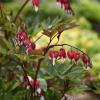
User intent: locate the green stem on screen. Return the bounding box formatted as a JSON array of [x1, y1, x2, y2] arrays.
[[33, 58, 44, 100], [33, 37, 53, 99], [11, 57, 32, 88], [0, 3, 3, 17], [13, 0, 29, 22], [61, 80, 69, 99]]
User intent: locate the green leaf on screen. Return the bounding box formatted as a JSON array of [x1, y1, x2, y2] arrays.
[[0, 48, 7, 55], [0, 81, 11, 92], [15, 54, 42, 62], [10, 81, 21, 91], [39, 78, 47, 92], [2, 38, 13, 49]]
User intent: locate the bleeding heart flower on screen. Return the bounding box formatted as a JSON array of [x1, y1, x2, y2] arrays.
[[74, 51, 80, 64], [25, 76, 40, 90], [49, 51, 59, 59], [82, 54, 92, 68], [56, 0, 74, 15], [67, 50, 74, 64], [16, 31, 36, 54], [32, 0, 41, 11], [26, 43, 36, 54], [24, 39, 31, 47], [40, 95, 45, 100], [24, 76, 45, 99], [87, 58, 92, 68], [59, 48, 66, 58], [16, 31, 29, 46], [59, 48, 67, 63], [49, 50, 59, 66]]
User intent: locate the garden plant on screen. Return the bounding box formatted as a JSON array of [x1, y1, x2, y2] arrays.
[[0, 0, 93, 100]]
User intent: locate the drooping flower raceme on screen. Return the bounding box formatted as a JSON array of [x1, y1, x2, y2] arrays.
[[24, 76, 45, 100], [48, 48, 92, 69], [31, 0, 74, 15], [16, 31, 36, 54], [56, 0, 74, 15]]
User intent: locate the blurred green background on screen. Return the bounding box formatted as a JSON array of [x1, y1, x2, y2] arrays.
[[1, 0, 100, 94]]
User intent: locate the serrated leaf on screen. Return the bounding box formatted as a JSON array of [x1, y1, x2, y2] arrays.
[[15, 54, 36, 62]]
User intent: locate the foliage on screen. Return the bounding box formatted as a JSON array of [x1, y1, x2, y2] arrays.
[[0, 0, 97, 100]]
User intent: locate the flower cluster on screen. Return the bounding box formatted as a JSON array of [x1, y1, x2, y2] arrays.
[[31, 0, 74, 15], [24, 76, 44, 100], [16, 31, 36, 54], [49, 48, 92, 68], [56, 0, 74, 15], [67, 50, 80, 64]]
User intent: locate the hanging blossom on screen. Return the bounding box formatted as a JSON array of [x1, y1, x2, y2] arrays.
[[82, 53, 92, 68], [24, 76, 45, 100], [48, 48, 92, 69], [16, 31, 36, 54], [56, 0, 74, 15], [49, 50, 59, 66], [67, 50, 74, 64], [31, 0, 74, 15], [59, 48, 67, 63], [67, 50, 80, 64], [74, 51, 80, 64], [32, 0, 41, 12]]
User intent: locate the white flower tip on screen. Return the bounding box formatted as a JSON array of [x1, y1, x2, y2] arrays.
[[37, 88, 41, 94], [20, 76, 23, 81], [34, 6, 39, 12], [86, 66, 91, 70], [52, 58, 55, 66], [40, 96, 45, 100], [61, 57, 65, 63], [26, 86, 30, 90], [57, 2, 60, 6], [27, 76, 33, 81]]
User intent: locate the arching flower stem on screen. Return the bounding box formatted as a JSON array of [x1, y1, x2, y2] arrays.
[[46, 43, 90, 58], [13, 0, 29, 23]]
